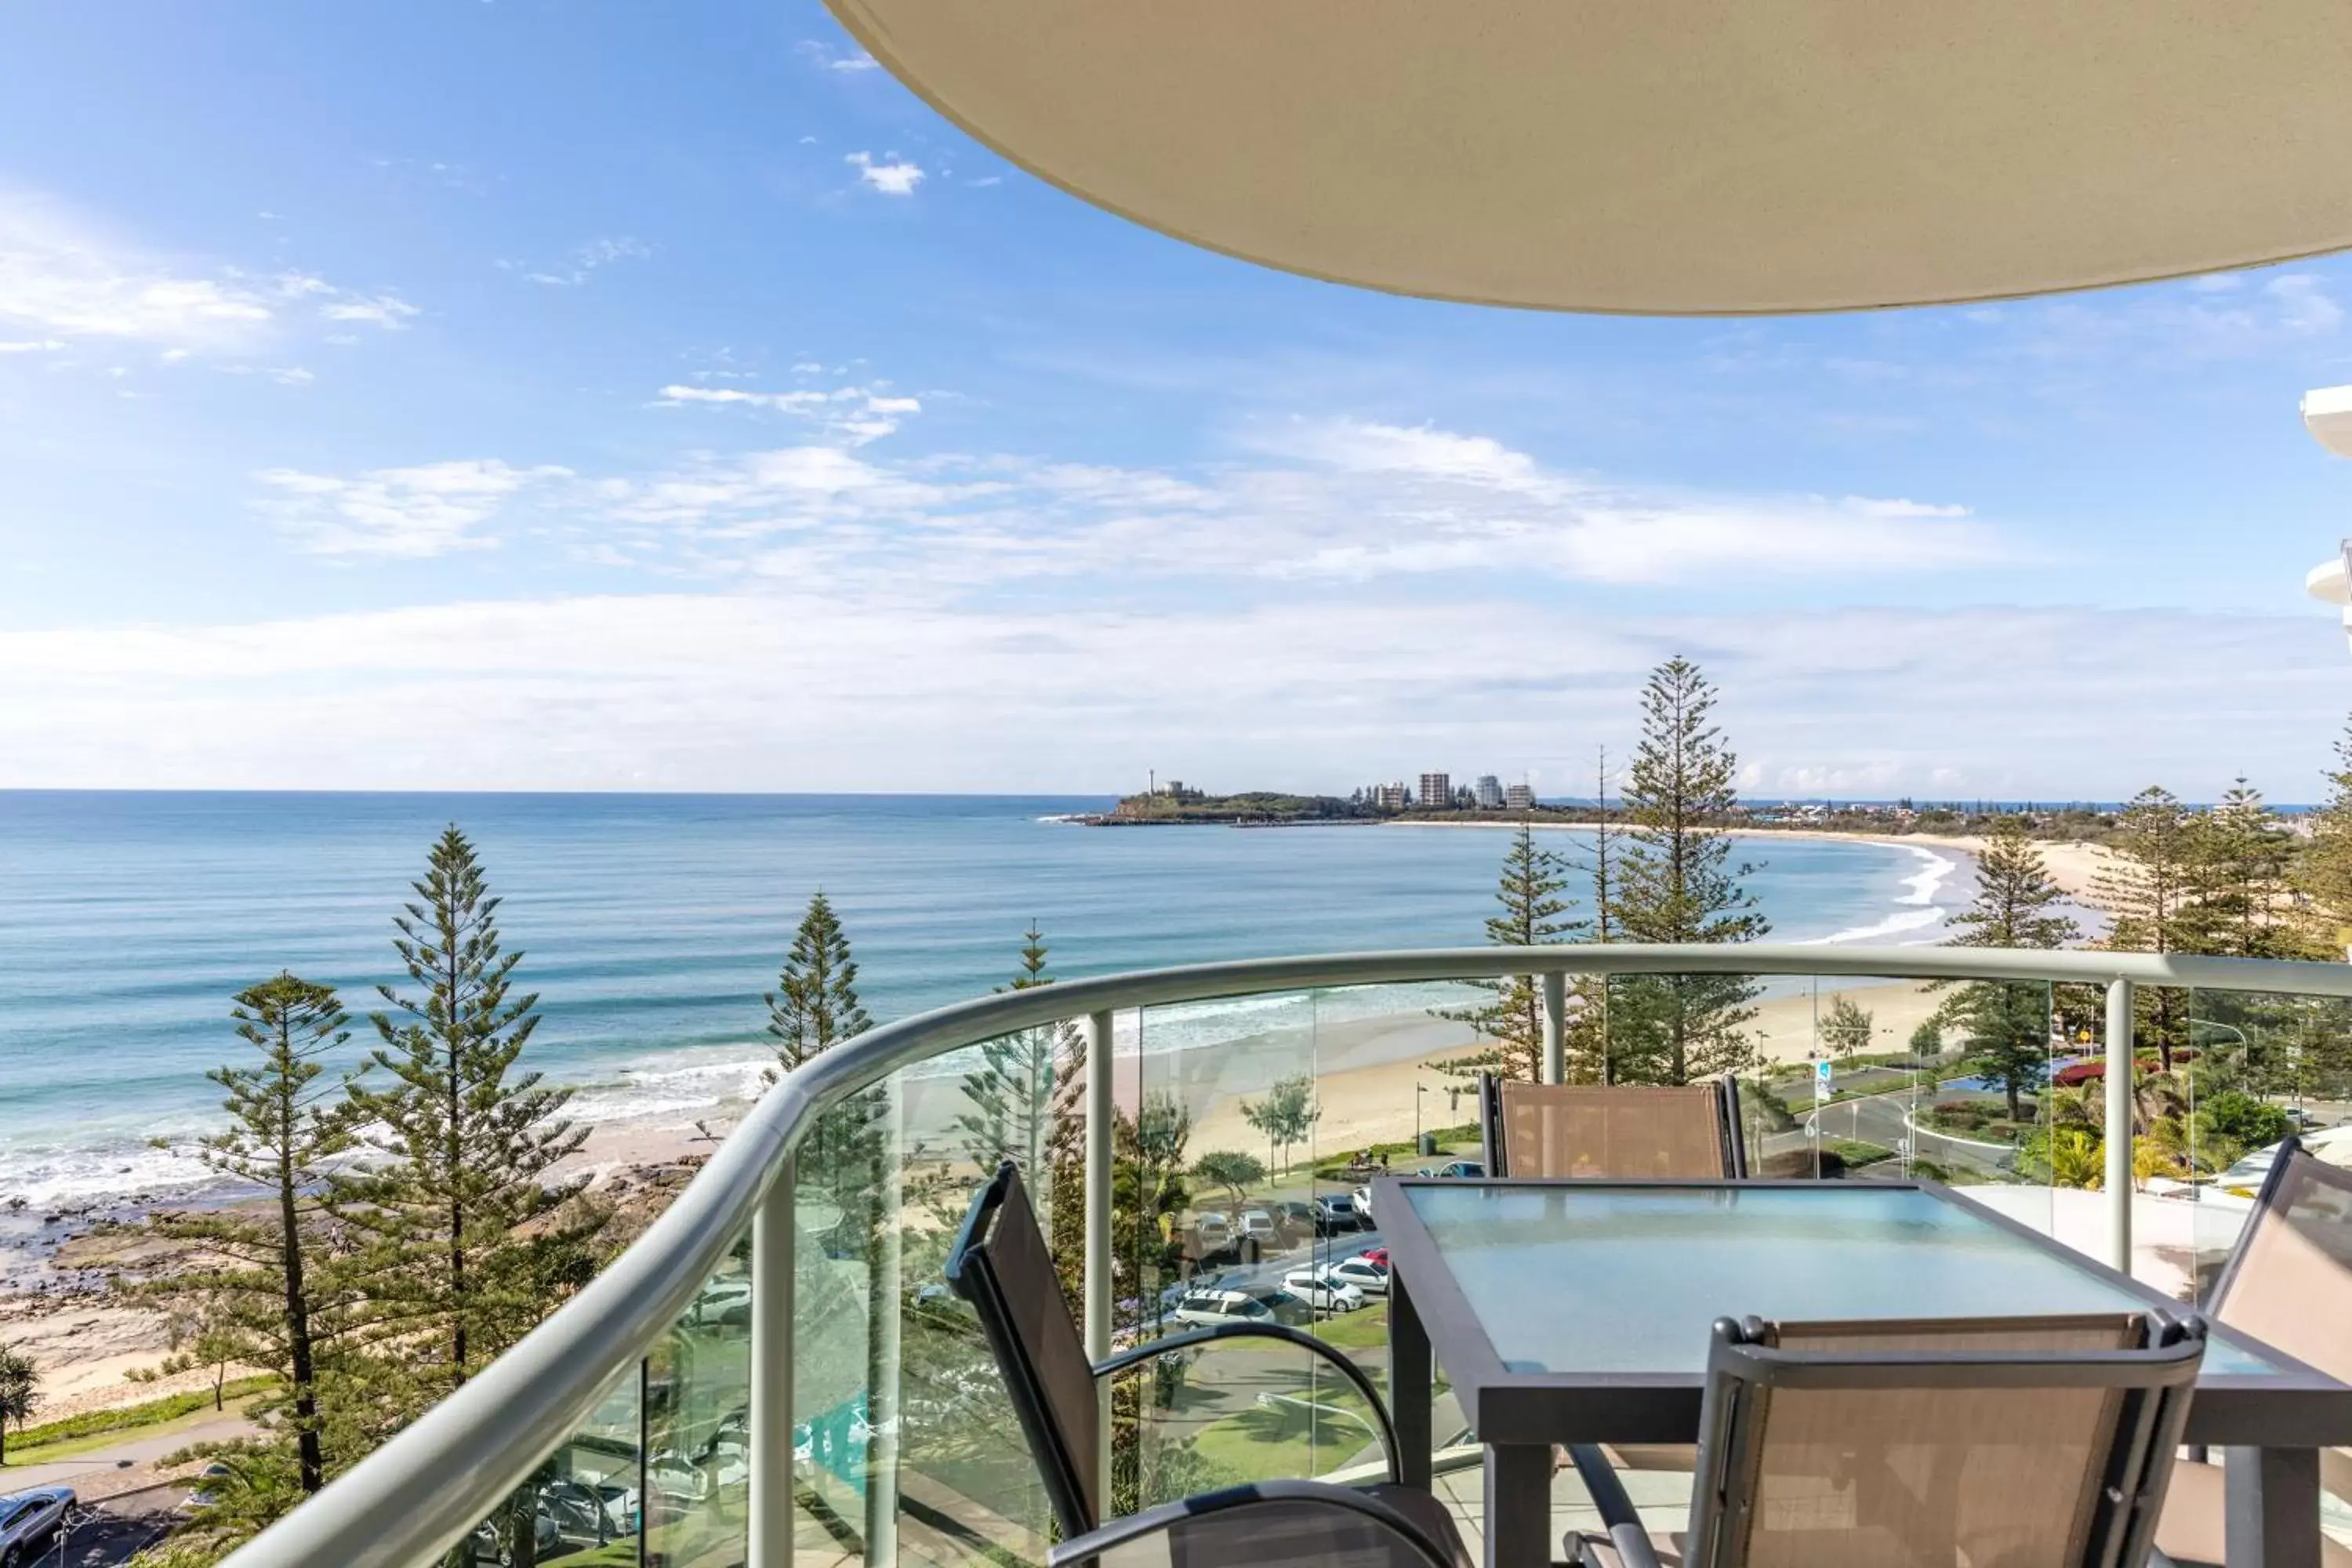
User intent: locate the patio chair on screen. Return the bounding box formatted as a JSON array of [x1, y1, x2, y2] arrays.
[[946, 1161, 1471, 1567], [1476, 1074, 1746, 1181], [1046, 1478, 1460, 1568], [2156, 1135, 2352, 1568], [1564, 1310, 2206, 1568]]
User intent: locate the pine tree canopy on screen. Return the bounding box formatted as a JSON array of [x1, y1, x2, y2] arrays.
[[768, 891, 875, 1073], [1947, 815, 2078, 951], [1611, 655, 1768, 1083], [344, 826, 597, 1404], [143, 972, 365, 1512]]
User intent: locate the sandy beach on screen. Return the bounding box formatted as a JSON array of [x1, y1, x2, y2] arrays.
[[1383, 817, 2118, 904]]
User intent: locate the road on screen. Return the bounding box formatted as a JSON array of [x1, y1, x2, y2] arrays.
[[1762, 1083, 2021, 1181]]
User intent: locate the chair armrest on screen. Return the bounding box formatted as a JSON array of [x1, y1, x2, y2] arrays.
[[1046, 1479, 1456, 1568], [1093, 1322, 1403, 1483], [1563, 1443, 1642, 1534]]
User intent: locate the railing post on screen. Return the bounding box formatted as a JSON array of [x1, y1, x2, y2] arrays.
[[2105, 978, 2134, 1272], [750, 1156, 797, 1568], [1084, 1009, 1115, 1506], [863, 1083, 903, 1568], [1541, 971, 1566, 1085]]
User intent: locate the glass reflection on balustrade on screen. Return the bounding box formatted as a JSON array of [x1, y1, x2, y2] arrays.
[[2174, 987, 2352, 1305]]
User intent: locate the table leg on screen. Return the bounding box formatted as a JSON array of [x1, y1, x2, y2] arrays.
[[2225, 1446, 2321, 1568], [1392, 1273, 1432, 1490], [1483, 1444, 1551, 1568]]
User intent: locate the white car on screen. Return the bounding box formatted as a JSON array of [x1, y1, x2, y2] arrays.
[[1324, 1255, 1390, 1296], [1192, 1211, 1232, 1245], [1352, 1185, 1374, 1220], [1280, 1269, 1367, 1312], [1238, 1209, 1279, 1243]]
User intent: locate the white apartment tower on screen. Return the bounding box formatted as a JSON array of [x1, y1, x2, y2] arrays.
[[1418, 772, 1451, 808], [1475, 775, 1504, 808], [1504, 782, 1536, 811]]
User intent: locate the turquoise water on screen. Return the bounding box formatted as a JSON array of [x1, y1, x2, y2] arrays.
[[0, 792, 1959, 1207]]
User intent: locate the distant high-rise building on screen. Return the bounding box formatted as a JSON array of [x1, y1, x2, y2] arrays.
[[1475, 774, 1504, 809], [1377, 781, 1410, 811], [1419, 772, 1451, 808], [1504, 782, 1536, 811]]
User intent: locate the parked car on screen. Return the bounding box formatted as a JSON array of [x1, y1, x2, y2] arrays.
[[1192, 1211, 1232, 1246], [539, 1478, 638, 1544], [177, 1461, 233, 1515], [1324, 1255, 1390, 1295], [1238, 1208, 1279, 1245], [0, 1486, 73, 1566], [1360, 1246, 1390, 1269], [1352, 1185, 1374, 1220], [1418, 1159, 1486, 1179], [1312, 1193, 1363, 1231], [1279, 1269, 1368, 1313], [691, 1279, 753, 1327], [1173, 1286, 1311, 1328], [648, 1450, 710, 1504]]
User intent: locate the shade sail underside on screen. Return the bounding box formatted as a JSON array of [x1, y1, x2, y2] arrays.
[[827, 1, 2352, 314]]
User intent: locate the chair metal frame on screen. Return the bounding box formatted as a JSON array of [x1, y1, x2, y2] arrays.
[[1567, 1310, 2208, 1568], [1478, 1073, 1748, 1181], [1045, 1478, 1459, 1568], [946, 1160, 1409, 1539]]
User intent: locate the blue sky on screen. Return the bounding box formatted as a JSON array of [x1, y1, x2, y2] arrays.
[[4, 2, 2351, 799]]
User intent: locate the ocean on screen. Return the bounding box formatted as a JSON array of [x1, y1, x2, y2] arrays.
[[0, 792, 1960, 1210]]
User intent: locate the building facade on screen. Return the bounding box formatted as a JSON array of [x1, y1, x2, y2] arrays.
[[1377, 781, 1410, 812], [1418, 772, 1451, 808], [1504, 782, 1535, 811], [1475, 774, 1504, 808]]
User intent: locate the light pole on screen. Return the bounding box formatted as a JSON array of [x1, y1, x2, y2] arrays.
[[1414, 1080, 1426, 1146]]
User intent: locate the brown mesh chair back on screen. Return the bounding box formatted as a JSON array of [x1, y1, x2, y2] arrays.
[[947, 1160, 1103, 1534], [2209, 1135, 2352, 1385], [1682, 1312, 2204, 1568], [1484, 1076, 1740, 1178]]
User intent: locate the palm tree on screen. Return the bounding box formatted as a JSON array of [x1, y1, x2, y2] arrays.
[[0, 1342, 38, 1465]]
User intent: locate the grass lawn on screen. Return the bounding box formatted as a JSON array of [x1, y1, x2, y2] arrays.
[[4, 1381, 271, 1468], [1189, 1402, 1372, 1479], [1312, 1302, 1392, 1354]]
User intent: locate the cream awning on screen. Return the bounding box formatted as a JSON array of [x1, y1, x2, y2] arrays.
[[828, 1, 2352, 314]]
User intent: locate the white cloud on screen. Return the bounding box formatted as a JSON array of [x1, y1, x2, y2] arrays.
[[846, 153, 924, 197], [0, 191, 275, 348], [0, 337, 64, 353], [0, 188, 421, 354], [254, 459, 572, 557], [798, 39, 880, 72], [651, 382, 921, 444], [1, 595, 2337, 797], [519, 236, 652, 288], [319, 292, 420, 330], [1842, 496, 1971, 519]]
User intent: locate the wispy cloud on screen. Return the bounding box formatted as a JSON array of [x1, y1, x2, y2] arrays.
[[511, 236, 652, 288], [0, 191, 421, 354], [254, 459, 571, 557], [318, 292, 420, 330], [797, 39, 880, 73], [3, 594, 2335, 796], [651, 380, 921, 444], [846, 152, 924, 197]]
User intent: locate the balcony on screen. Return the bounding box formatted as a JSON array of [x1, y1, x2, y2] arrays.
[[219, 944, 2352, 1568]]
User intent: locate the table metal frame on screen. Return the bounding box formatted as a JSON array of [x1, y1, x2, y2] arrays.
[[1375, 1176, 2352, 1568]]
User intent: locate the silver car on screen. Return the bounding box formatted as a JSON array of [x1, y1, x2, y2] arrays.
[[0, 1486, 74, 1568]]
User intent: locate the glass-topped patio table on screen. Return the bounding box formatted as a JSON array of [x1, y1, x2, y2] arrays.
[[1373, 1178, 2352, 1568]]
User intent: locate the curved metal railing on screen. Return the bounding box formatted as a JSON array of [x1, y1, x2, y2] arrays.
[[222, 942, 2352, 1568]]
